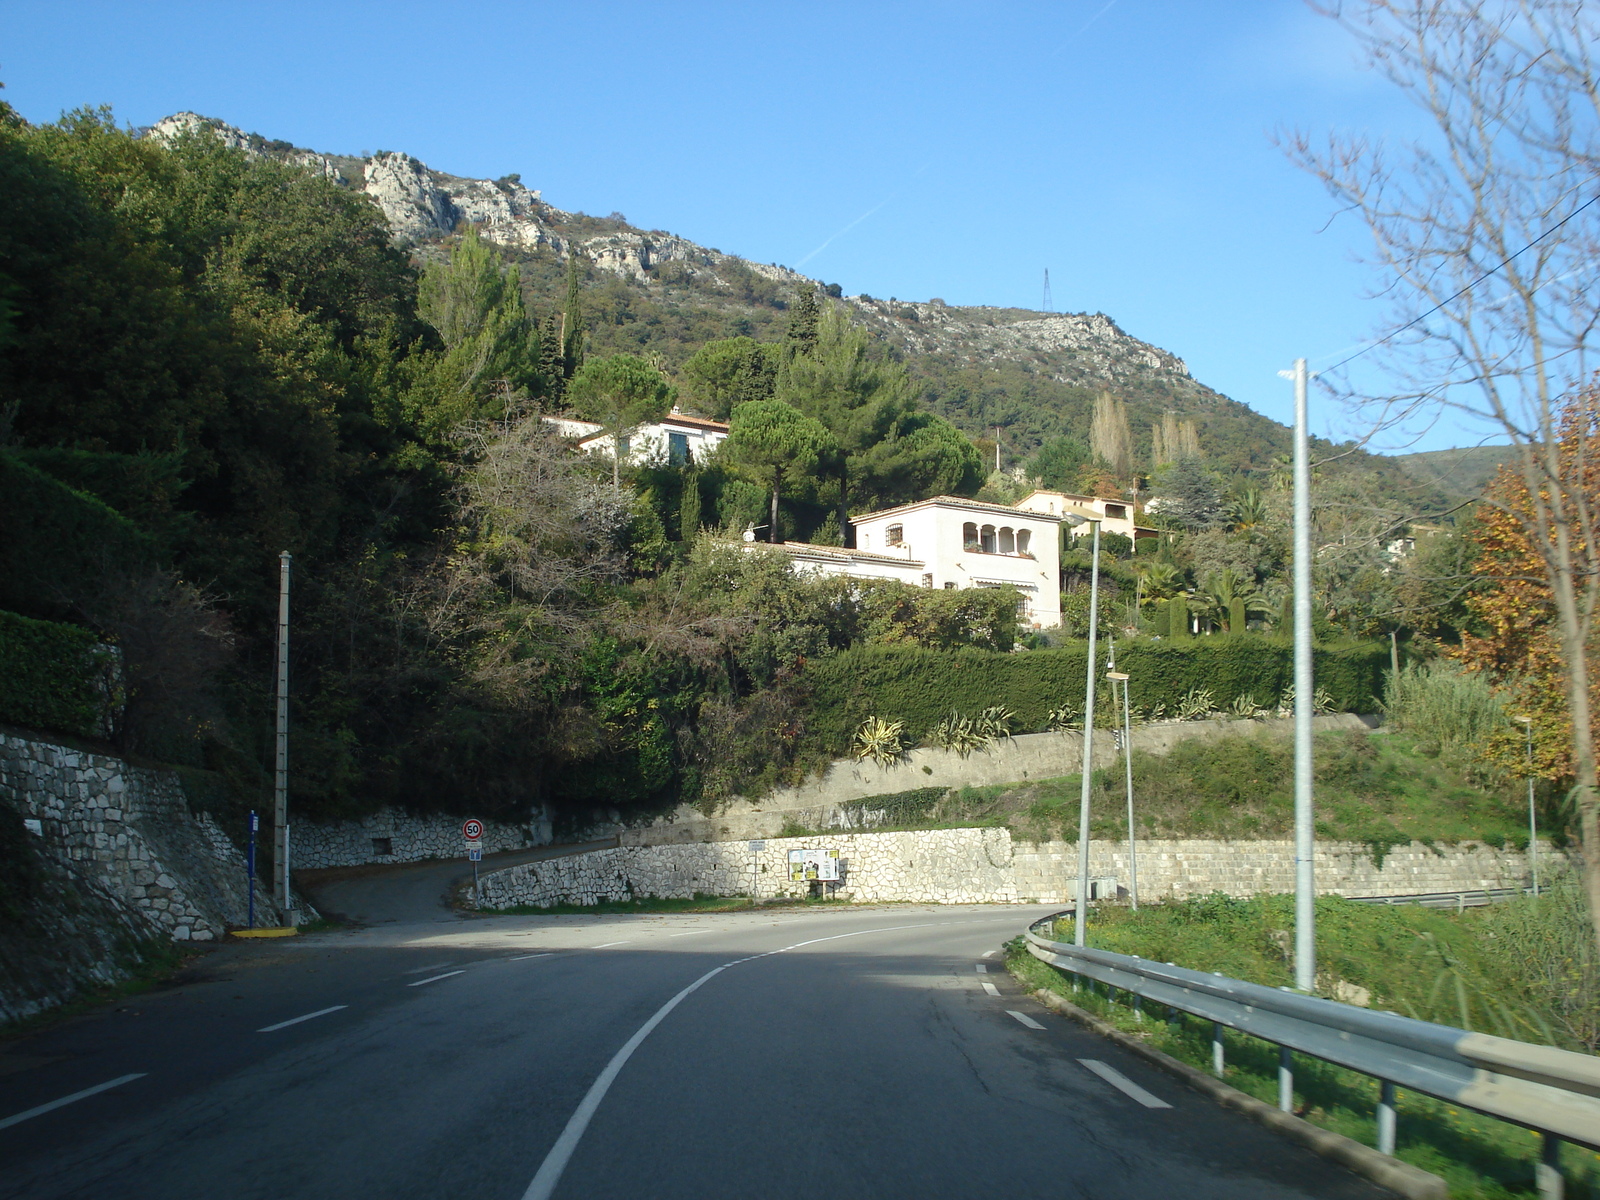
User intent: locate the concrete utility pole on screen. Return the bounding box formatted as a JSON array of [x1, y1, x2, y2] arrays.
[[1287, 359, 1315, 991], [274, 552, 292, 920], [1071, 515, 1103, 946]]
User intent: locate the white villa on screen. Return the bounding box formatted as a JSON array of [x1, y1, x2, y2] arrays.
[[765, 496, 1065, 628], [1014, 489, 1157, 543], [545, 408, 729, 467]]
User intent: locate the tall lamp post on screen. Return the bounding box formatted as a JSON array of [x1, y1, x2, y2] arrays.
[[1064, 513, 1102, 946], [1106, 650, 1138, 911], [1514, 715, 1540, 898]]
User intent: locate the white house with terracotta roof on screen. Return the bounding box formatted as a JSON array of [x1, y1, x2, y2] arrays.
[[766, 495, 1064, 628], [545, 408, 729, 467], [1014, 489, 1156, 543]]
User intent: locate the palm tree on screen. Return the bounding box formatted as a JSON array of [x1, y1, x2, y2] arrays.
[[1228, 489, 1271, 532], [1136, 561, 1185, 609], [1190, 568, 1273, 634]]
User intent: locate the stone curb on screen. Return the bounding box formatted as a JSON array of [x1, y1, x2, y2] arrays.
[[1022, 981, 1449, 1200]]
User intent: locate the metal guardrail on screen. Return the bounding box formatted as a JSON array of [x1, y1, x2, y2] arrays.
[[1025, 917, 1600, 1188], [1347, 887, 1526, 910]]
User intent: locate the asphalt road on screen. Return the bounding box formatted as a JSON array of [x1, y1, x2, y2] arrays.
[[0, 904, 1394, 1200]]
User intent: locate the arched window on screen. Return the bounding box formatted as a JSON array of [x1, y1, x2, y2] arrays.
[[886, 524, 904, 546], [980, 525, 997, 553], [1016, 529, 1032, 555], [963, 522, 980, 551], [998, 527, 1016, 554]]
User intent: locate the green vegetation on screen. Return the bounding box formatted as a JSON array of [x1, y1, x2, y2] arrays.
[[0, 609, 117, 739], [805, 640, 1388, 753], [1005, 879, 1599, 1198], [780, 730, 1540, 853]]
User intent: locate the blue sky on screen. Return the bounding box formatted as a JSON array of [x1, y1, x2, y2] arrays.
[[4, 0, 1478, 451]]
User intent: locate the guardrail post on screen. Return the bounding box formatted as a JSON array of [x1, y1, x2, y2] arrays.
[[1537, 1133, 1564, 1200], [1211, 1022, 1225, 1077], [1278, 1046, 1294, 1113], [1377, 1080, 1396, 1155]]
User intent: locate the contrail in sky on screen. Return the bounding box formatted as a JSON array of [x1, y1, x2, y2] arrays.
[[794, 162, 933, 270]]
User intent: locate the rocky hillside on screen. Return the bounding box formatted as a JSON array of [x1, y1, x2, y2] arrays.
[[142, 113, 1434, 500]]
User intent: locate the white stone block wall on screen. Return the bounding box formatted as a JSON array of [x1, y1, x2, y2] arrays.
[[479, 827, 1546, 911], [0, 733, 281, 940], [291, 808, 552, 870], [475, 827, 1018, 909]]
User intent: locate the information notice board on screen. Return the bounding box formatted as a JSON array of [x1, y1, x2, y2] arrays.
[[787, 848, 840, 882]]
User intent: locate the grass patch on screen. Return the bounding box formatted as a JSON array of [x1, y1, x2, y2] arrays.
[[1006, 879, 1600, 1198], [0, 938, 208, 1041]]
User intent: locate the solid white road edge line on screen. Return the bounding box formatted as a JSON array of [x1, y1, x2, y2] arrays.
[[407, 970, 465, 987], [1007, 1010, 1046, 1030], [0, 1074, 147, 1131], [982, 981, 1001, 997], [1079, 1059, 1173, 1109], [521, 920, 943, 1200], [258, 1005, 348, 1032]]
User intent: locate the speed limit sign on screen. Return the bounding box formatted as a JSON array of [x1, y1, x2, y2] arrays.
[[462, 818, 484, 841]]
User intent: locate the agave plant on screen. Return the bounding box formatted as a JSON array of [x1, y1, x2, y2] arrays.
[[853, 716, 908, 767], [1228, 692, 1266, 720], [929, 712, 989, 757], [975, 705, 1016, 741], [1175, 687, 1217, 721], [1046, 704, 1080, 731], [1277, 685, 1339, 717]]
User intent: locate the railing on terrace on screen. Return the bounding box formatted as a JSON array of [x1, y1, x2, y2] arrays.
[[1024, 914, 1599, 1199]]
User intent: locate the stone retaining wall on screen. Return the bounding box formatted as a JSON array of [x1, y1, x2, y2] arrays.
[[291, 808, 552, 870], [479, 826, 1545, 910], [621, 715, 1373, 847], [0, 732, 278, 941], [475, 827, 1018, 908]]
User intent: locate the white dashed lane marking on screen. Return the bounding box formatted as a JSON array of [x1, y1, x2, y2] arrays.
[[982, 981, 1000, 997], [509, 953, 553, 961], [408, 970, 465, 987], [0, 1074, 147, 1132], [975, 964, 987, 973], [1007, 1011, 1046, 1030], [981, 949, 998, 958], [1079, 1059, 1173, 1109], [592, 941, 632, 948], [258, 1005, 347, 1032]]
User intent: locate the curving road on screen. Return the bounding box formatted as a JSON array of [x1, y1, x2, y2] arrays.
[[0, 903, 1393, 1199]]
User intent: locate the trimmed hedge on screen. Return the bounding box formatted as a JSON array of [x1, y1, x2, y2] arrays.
[[0, 609, 119, 740], [803, 638, 1387, 753], [0, 451, 151, 618]]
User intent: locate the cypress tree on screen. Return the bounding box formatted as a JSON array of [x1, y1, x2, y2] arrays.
[[1169, 597, 1188, 639], [561, 253, 585, 378], [786, 287, 820, 357], [679, 469, 702, 542]]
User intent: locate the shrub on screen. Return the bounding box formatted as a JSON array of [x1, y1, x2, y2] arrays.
[[0, 609, 120, 739], [1382, 661, 1503, 750]]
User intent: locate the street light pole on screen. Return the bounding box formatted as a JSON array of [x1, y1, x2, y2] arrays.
[[1107, 657, 1137, 911], [1068, 514, 1103, 946], [1516, 715, 1539, 897], [1281, 357, 1316, 992]]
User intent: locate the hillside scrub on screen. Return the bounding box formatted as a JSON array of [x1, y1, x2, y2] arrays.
[[1009, 886, 1600, 1198]]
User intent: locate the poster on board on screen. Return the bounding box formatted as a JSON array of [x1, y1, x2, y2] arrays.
[[787, 848, 840, 882]]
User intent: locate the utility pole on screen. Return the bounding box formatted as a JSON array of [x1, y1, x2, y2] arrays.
[[1072, 515, 1103, 946], [1284, 359, 1315, 990], [274, 552, 292, 922]]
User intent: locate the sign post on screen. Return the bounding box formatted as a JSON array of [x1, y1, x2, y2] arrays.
[[463, 819, 484, 905], [247, 810, 258, 930], [747, 840, 765, 906]]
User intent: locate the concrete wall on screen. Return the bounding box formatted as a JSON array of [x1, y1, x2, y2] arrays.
[[475, 827, 1018, 909], [621, 714, 1373, 847], [292, 808, 552, 870], [0, 732, 282, 941], [478, 826, 1543, 911]]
